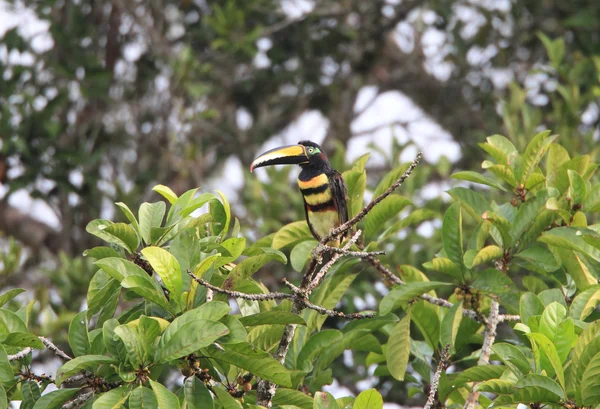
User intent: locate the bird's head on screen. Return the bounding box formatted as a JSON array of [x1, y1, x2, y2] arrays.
[[250, 140, 329, 172]]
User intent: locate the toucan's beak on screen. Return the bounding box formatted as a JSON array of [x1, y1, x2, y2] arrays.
[[250, 145, 309, 172]]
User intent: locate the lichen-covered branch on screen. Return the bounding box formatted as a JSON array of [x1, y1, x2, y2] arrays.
[[39, 336, 72, 361], [424, 344, 451, 409], [464, 300, 500, 409], [187, 273, 292, 301], [8, 347, 32, 361]]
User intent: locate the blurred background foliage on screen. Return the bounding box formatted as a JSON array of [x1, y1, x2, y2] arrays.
[[0, 0, 599, 404]]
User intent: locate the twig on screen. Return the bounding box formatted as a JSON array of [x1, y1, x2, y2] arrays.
[[464, 300, 500, 409], [320, 152, 423, 244], [8, 348, 32, 361], [62, 391, 94, 409], [424, 344, 451, 409], [301, 300, 375, 319], [498, 314, 520, 322], [308, 230, 363, 292], [367, 256, 484, 322], [187, 273, 292, 301], [318, 245, 385, 258], [39, 337, 72, 360]]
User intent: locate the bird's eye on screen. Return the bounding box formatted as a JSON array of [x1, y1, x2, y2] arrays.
[[308, 148, 314, 153]]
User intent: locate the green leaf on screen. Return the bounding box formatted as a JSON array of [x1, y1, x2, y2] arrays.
[[0, 385, 7, 409], [454, 365, 507, 386], [69, 310, 90, 357], [103, 319, 127, 361], [56, 355, 117, 385], [411, 300, 440, 351], [152, 184, 178, 204], [516, 374, 565, 401], [379, 282, 452, 315], [511, 188, 558, 241], [353, 389, 383, 409], [140, 247, 182, 299], [516, 130, 557, 185], [212, 386, 242, 409], [538, 33, 565, 69], [102, 223, 139, 254], [87, 220, 136, 252], [226, 252, 287, 285], [539, 302, 576, 363], [290, 240, 317, 272], [149, 380, 180, 409], [373, 164, 409, 198], [520, 292, 545, 326], [546, 143, 570, 187], [463, 245, 503, 269], [21, 380, 41, 409], [313, 392, 339, 409], [273, 389, 313, 409], [139, 202, 166, 244], [422, 257, 462, 280], [451, 171, 506, 191], [214, 191, 232, 238], [570, 285, 600, 321], [31, 389, 79, 409], [155, 319, 229, 363], [272, 221, 312, 250], [364, 195, 412, 239], [440, 302, 463, 353], [526, 332, 565, 388], [386, 311, 411, 381], [539, 227, 600, 262], [442, 202, 464, 267], [2, 332, 43, 349], [129, 386, 158, 409], [491, 343, 531, 376], [482, 162, 517, 187], [0, 289, 25, 308], [115, 202, 141, 237], [514, 245, 560, 273], [568, 170, 587, 205], [343, 169, 366, 218], [93, 387, 130, 409], [121, 276, 172, 312], [480, 134, 517, 164], [239, 311, 306, 326], [84, 246, 122, 260], [474, 379, 515, 395], [206, 342, 292, 387], [297, 330, 343, 372], [581, 351, 600, 406], [470, 269, 514, 294], [184, 377, 213, 409], [0, 346, 12, 384]]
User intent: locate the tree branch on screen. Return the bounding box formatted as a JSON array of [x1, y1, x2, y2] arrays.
[[320, 152, 423, 244], [8, 348, 32, 361], [464, 299, 500, 409], [39, 336, 72, 360], [187, 273, 292, 301], [424, 344, 451, 409]]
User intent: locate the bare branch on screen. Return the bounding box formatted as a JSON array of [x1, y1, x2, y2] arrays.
[[464, 300, 500, 409], [39, 337, 72, 360], [317, 244, 385, 258], [8, 347, 32, 361], [301, 300, 375, 319], [320, 152, 423, 244], [424, 344, 451, 409], [188, 272, 292, 301], [367, 256, 484, 322], [308, 230, 363, 292], [498, 314, 520, 322]]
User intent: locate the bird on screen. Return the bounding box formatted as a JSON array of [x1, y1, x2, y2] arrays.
[[250, 140, 349, 245]]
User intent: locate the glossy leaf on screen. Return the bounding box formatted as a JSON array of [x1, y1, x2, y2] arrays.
[[364, 195, 412, 239], [386, 310, 411, 381], [272, 221, 312, 250], [139, 202, 166, 244], [56, 355, 117, 385], [239, 311, 306, 326], [570, 285, 600, 321], [353, 389, 383, 409], [31, 389, 79, 409], [69, 310, 90, 357], [206, 342, 292, 387], [152, 184, 178, 204], [155, 319, 229, 363], [0, 288, 25, 308], [440, 302, 463, 353], [150, 380, 180, 409], [442, 202, 463, 266], [451, 170, 506, 191], [313, 392, 339, 409], [140, 246, 182, 299], [184, 377, 213, 409]]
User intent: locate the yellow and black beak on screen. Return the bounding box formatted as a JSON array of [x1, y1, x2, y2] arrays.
[[250, 145, 309, 172]]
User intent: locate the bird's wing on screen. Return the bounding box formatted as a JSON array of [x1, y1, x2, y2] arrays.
[[329, 170, 349, 238]]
